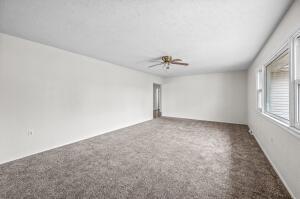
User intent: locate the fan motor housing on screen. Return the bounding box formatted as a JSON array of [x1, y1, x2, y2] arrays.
[[162, 56, 172, 63]]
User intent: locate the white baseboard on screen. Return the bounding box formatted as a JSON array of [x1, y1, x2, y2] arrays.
[[0, 118, 152, 165], [162, 115, 248, 125], [250, 127, 296, 199]]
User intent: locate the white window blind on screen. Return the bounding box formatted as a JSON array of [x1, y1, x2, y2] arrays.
[[265, 50, 289, 121]]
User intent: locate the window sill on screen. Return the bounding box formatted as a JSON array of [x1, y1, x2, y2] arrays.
[[257, 111, 300, 139]]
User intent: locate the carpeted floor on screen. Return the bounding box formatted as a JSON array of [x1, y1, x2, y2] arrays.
[[0, 117, 291, 199]]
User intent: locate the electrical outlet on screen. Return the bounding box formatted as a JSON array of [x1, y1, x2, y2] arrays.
[[248, 129, 253, 135], [27, 130, 34, 136]]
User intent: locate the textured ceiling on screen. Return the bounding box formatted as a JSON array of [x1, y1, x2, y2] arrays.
[[0, 0, 294, 77]]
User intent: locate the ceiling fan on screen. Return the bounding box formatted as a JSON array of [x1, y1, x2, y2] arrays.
[[148, 56, 189, 70]]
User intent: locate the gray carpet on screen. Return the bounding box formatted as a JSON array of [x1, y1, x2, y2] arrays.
[[0, 117, 291, 199]]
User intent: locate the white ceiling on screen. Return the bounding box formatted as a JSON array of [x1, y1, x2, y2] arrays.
[[0, 0, 294, 77]]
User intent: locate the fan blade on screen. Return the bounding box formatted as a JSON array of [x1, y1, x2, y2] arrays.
[[171, 59, 182, 62], [172, 62, 189, 66], [148, 57, 163, 62], [148, 63, 163, 68]]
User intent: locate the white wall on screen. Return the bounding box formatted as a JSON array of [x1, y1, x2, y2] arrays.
[[162, 71, 247, 124], [0, 33, 162, 164], [248, 1, 300, 198]]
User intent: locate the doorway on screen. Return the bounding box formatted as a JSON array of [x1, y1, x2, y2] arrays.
[[153, 83, 162, 118]]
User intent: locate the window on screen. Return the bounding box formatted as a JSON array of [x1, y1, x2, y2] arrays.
[[258, 29, 300, 134], [265, 49, 289, 122], [296, 80, 300, 128], [294, 35, 300, 128], [256, 69, 263, 112]]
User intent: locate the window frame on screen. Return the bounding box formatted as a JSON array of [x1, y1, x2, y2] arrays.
[[258, 29, 300, 137], [291, 31, 300, 129], [295, 80, 300, 129], [263, 42, 290, 124], [256, 68, 263, 112]]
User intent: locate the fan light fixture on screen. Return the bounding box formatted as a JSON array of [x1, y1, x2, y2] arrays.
[[147, 56, 189, 70]]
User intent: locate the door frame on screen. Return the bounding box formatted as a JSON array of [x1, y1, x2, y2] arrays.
[[153, 83, 162, 118]]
